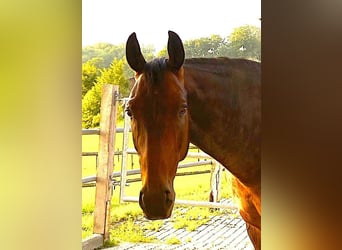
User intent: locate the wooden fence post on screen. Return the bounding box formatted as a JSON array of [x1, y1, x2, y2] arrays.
[[93, 84, 119, 241]]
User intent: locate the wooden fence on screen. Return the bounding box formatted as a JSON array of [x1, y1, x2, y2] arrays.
[[82, 84, 118, 250], [81, 84, 237, 250]]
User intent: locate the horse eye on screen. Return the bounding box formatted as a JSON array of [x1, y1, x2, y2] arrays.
[[179, 106, 187, 116], [125, 107, 132, 117]]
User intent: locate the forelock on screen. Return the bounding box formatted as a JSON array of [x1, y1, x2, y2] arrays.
[[144, 58, 168, 85]]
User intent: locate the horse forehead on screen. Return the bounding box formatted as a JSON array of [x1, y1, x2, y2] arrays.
[[137, 71, 185, 102]]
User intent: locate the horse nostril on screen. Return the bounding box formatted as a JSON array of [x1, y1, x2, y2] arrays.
[[139, 190, 145, 209], [165, 190, 173, 204]]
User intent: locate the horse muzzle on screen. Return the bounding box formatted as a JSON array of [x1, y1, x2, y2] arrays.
[[139, 188, 175, 220]]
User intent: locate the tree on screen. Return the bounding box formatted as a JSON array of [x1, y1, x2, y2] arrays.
[[158, 26, 261, 61], [82, 61, 99, 97], [183, 35, 224, 58], [82, 43, 126, 69], [82, 43, 156, 69], [82, 58, 130, 128], [157, 35, 224, 59], [140, 44, 156, 62], [225, 25, 261, 61], [157, 47, 167, 58], [82, 80, 102, 128]]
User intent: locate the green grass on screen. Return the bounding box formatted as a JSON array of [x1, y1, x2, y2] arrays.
[[82, 123, 233, 245], [109, 219, 157, 246], [143, 221, 164, 232], [172, 207, 219, 231], [165, 236, 181, 245], [82, 213, 94, 239]]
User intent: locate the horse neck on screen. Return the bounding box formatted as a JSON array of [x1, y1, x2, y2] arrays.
[[183, 59, 261, 186]]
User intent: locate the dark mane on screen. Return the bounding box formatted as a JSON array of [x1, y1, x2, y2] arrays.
[[184, 57, 260, 76], [143, 58, 168, 85]]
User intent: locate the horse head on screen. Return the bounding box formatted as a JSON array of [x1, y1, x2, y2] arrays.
[[125, 31, 189, 219]]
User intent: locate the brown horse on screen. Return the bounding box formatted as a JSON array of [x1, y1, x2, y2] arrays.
[[125, 31, 261, 249]]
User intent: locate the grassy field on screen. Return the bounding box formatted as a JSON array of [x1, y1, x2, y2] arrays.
[[82, 122, 233, 246]]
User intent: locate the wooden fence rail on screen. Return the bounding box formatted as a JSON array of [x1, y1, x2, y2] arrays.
[[82, 160, 213, 187]]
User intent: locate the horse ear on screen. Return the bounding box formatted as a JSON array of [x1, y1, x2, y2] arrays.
[[167, 31, 185, 70], [126, 32, 146, 73]]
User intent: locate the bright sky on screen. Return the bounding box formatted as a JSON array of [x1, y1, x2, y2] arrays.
[[82, 0, 261, 51]]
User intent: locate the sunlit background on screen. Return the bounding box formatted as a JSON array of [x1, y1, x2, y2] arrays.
[[82, 0, 261, 50]]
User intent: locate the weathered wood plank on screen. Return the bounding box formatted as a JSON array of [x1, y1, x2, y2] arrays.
[[93, 84, 118, 241]]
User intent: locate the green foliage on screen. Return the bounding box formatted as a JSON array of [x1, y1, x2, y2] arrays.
[[82, 42, 157, 69], [157, 47, 167, 58], [81, 25, 261, 67], [97, 58, 130, 96], [82, 80, 102, 128], [82, 61, 99, 97], [82, 42, 126, 69], [184, 34, 224, 58], [140, 44, 156, 62], [156, 27, 260, 61], [82, 58, 130, 128], [158, 34, 226, 58], [226, 25, 261, 61], [81, 25, 261, 128]]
